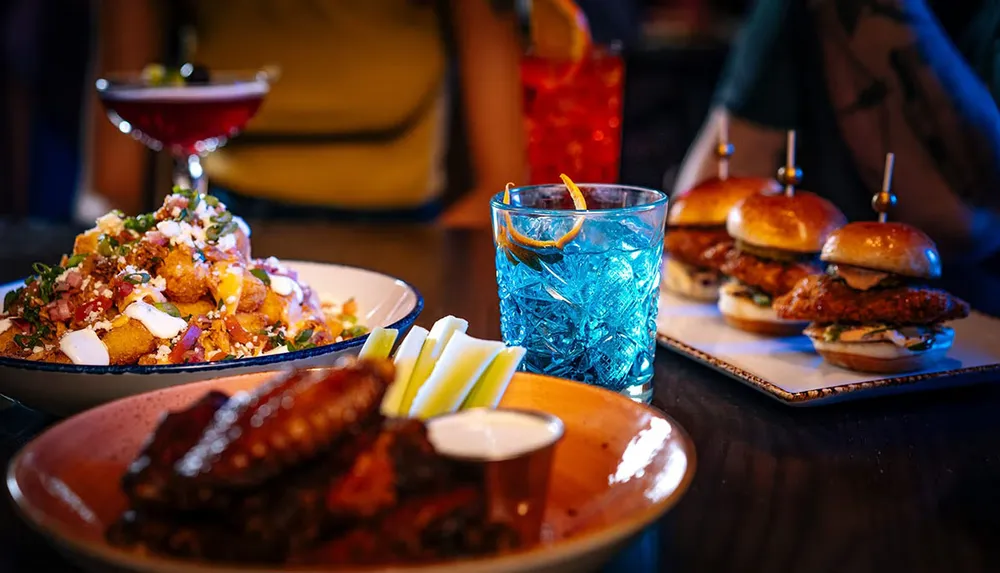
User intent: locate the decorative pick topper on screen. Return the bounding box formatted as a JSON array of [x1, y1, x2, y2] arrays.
[[715, 113, 734, 181], [872, 152, 897, 223], [776, 130, 802, 197]]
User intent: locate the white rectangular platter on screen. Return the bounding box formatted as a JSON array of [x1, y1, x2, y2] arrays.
[[655, 288, 1000, 406]]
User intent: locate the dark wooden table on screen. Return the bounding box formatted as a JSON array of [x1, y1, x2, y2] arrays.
[[1, 220, 999, 573]]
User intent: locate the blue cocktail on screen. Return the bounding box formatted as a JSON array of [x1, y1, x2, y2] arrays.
[[492, 183, 668, 401]]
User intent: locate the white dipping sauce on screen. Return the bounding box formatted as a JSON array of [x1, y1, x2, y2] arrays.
[[427, 409, 562, 461], [60, 329, 110, 366], [124, 301, 189, 339], [268, 274, 304, 303]]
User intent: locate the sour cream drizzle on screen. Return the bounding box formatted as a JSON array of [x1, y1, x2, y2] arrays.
[[124, 301, 188, 339], [60, 329, 110, 366]]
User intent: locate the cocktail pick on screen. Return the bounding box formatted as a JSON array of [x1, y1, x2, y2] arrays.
[[776, 130, 802, 197], [715, 113, 734, 181], [872, 152, 897, 223]]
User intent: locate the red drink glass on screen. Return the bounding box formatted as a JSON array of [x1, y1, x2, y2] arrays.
[[521, 47, 625, 185], [96, 71, 271, 194]]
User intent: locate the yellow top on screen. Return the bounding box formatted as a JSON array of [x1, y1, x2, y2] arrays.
[[193, 0, 448, 209]]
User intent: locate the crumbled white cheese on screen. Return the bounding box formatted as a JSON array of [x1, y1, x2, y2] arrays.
[[269, 274, 303, 303], [156, 219, 207, 249], [216, 233, 237, 252], [92, 320, 113, 331], [193, 199, 214, 224], [95, 212, 124, 235], [149, 275, 167, 290], [155, 344, 172, 362]]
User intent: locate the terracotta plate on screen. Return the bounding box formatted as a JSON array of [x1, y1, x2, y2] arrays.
[[7, 372, 695, 573]]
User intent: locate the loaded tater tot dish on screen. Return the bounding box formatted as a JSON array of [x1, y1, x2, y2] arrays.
[[0, 188, 366, 366]]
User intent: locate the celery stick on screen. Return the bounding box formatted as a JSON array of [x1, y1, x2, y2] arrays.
[[461, 346, 526, 410], [398, 316, 468, 414], [409, 331, 505, 420], [358, 327, 398, 360], [380, 326, 429, 416]]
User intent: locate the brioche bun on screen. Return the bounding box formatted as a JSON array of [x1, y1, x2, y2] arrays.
[[668, 177, 779, 227], [662, 258, 720, 301], [821, 221, 941, 279], [717, 283, 808, 336], [726, 191, 846, 253]]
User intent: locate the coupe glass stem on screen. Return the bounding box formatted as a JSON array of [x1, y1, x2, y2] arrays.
[[173, 153, 207, 195]]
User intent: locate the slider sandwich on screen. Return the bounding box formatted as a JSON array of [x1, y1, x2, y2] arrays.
[[710, 190, 846, 336], [663, 177, 778, 301], [774, 221, 969, 373]]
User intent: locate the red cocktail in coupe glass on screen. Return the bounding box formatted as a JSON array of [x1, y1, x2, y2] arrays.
[[96, 68, 272, 194]]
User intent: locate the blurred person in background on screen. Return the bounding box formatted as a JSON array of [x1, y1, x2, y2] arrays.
[[2, 0, 93, 223], [92, 0, 525, 226], [675, 0, 1000, 265]]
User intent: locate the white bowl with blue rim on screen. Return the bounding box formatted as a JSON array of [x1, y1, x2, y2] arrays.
[[0, 261, 422, 416]]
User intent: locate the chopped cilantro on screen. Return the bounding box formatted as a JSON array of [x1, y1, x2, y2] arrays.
[[64, 254, 88, 268], [206, 210, 237, 242], [153, 302, 182, 318], [750, 291, 772, 307], [823, 324, 845, 342], [249, 268, 270, 287], [294, 329, 314, 347], [122, 272, 151, 285], [123, 213, 156, 233], [344, 325, 369, 338], [97, 234, 120, 257], [3, 288, 20, 311]]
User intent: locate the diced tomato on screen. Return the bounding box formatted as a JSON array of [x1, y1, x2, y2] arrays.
[[169, 324, 203, 364], [74, 297, 112, 323], [224, 315, 252, 345], [182, 347, 206, 364], [114, 279, 134, 301]]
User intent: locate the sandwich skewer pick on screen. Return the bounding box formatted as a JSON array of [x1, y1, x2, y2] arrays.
[[776, 130, 802, 197], [716, 113, 734, 181], [873, 152, 897, 223]]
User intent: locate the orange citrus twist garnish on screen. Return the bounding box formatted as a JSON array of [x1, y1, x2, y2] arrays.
[[531, 0, 591, 61], [501, 174, 588, 251], [526, 0, 592, 88]]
